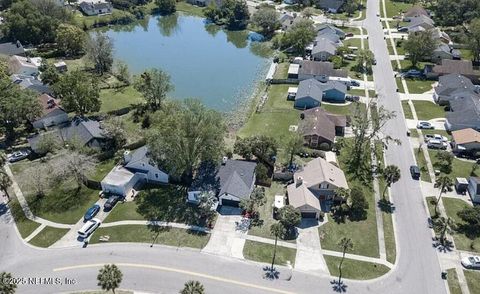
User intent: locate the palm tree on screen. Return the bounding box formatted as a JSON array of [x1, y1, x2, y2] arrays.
[[0, 171, 12, 201], [337, 237, 353, 285], [97, 264, 123, 294], [434, 217, 455, 246], [434, 175, 453, 216], [382, 165, 401, 199], [270, 222, 285, 271], [0, 272, 17, 294], [335, 187, 351, 203], [180, 280, 205, 294]]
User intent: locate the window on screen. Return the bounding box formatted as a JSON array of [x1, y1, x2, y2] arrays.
[[155, 173, 158, 179]]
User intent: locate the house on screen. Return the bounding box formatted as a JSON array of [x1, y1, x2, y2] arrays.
[[294, 79, 347, 109], [433, 74, 477, 105], [467, 177, 480, 203], [299, 107, 346, 150], [401, 15, 434, 32], [287, 157, 349, 218], [79, 0, 113, 16], [217, 159, 257, 207], [32, 94, 69, 129], [186, 0, 221, 7], [431, 44, 461, 64], [403, 5, 429, 21], [424, 59, 480, 84], [451, 128, 480, 154], [8, 55, 42, 76], [311, 38, 337, 61], [292, 60, 347, 82], [445, 95, 480, 131], [316, 0, 345, 13], [431, 28, 452, 44], [0, 41, 25, 57], [28, 118, 106, 154], [279, 13, 301, 31], [11, 75, 52, 95], [54, 61, 68, 73], [316, 23, 346, 39], [101, 147, 169, 197]]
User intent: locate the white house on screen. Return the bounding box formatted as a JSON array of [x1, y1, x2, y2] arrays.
[[8, 55, 42, 76], [79, 0, 113, 16], [101, 147, 168, 197], [32, 94, 68, 129]]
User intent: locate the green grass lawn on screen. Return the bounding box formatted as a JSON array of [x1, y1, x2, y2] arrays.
[[9, 198, 41, 238], [347, 89, 376, 97], [429, 150, 477, 179], [404, 79, 435, 94], [442, 198, 480, 253], [90, 225, 210, 248], [273, 63, 289, 79], [399, 60, 433, 71], [395, 78, 405, 93], [339, 26, 361, 35], [88, 158, 117, 182], [465, 270, 480, 294], [384, 0, 413, 18], [99, 86, 143, 113], [446, 268, 462, 294], [426, 196, 437, 218], [29, 226, 69, 248], [401, 100, 413, 119], [176, 1, 205, 17], [118, 112, 144, 145], [243, 240, 296, 266], [409, 128, 418, 137], [344, 38, 362, 49], [414, 148, 431, 182], [324, 255, 390, 279], [459, 49, 473, 61], [103, 201, 145, 223], [412, 101, 446, 120]]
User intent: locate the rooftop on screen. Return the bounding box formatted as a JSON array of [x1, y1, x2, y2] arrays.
[[452, 128, 480, 145]]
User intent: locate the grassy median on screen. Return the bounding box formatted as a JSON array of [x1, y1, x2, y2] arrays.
[[324, 255, 390, 280]]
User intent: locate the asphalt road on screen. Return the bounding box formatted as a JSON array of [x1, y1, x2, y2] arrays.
[[0, 0, 448, 293]]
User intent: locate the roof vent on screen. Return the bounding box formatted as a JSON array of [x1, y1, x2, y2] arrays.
[[222, 156, 228, 165]]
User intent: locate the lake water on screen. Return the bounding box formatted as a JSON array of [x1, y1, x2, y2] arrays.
[[104, 13, 271, 112]]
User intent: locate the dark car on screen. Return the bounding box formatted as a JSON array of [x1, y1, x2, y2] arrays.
[[84, 204, 100, 221], [104, 195, 121, 211], [350, 80, 360, 87], [410, 165, 421, 180]]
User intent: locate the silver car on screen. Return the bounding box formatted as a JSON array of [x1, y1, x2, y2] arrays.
[[462, 256, 480, 269]]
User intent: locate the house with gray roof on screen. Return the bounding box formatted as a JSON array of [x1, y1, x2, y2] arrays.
[[400, 15, 434, 32], [294, 79, 347, 109], [294, 60, 347, 82], [467, 177, 480, 203], [0, 41, 25, 57], [445, 95, 480, 132], [311, 38, 338, 61], [11, 75, 52, 95], [316, 23, 346, 39], [79, 0, 112, 15], [431, 44, 461, 64], [100, 147, 169, 197], [433, 74, 477, 105], [217, 159, 257, 207], [316, 0, 345, 13]]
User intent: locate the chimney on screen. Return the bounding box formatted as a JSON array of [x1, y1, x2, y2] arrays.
[[222, 156, 228, 165], [296, 176, 303, 187], [124, 150, 132, 164]]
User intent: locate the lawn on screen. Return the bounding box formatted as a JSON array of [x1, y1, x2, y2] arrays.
[[412, 101, 446, 120], [103, 201, 145, 223], [446, 268, 462, 294], [465, 270, 480, 294], [344, 38, 362, 49], [429, 150, 477, 179], [273, 63, 289, 79], [29, 226, 69, 248], [442, 198, 480, 253], [409, 128, 418, 137], [243, 240, 296, 266], [384, 0, 413, 18], [8, 198, 41, 238], [401, 100, 413, 119], [426, 196, 437, 218], [176, 1, 205, 17], [414, 148, 431, 182], [399, 60, 433, 71], [347, 89, 376, 97], [404, 79, 435, 94], [324, 255, 390, 279], [99, 86, 143, 113], [90, 225, 210, 249], [118, 112, 144, 145], [338, 26, 361, 35], [88, 158, 117, 182], [395, 78, 405, 93]]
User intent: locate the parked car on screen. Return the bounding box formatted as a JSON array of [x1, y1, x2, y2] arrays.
[[346, 95, 360, 102], [398, 27, 408, 32], [7, 150, 30, 163], [427, 139, 448, 150], [403, 69, 423, 78], [433, 134, 448, 142], [462, 256, 480, 269], [410, 165, 420, 180], [345, 54, 357, 61], [78, 218, 101, 238], [104, 195, 121, 211], [417, 121, 434, 129], [350, 80, 360, 87], [345, 32, 354, 37], [84, 204, 100, 222], [424, 134, 434, 142]]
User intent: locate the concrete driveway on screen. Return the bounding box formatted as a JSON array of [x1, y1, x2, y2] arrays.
[[294, 220, 329, 274], [202, 214, 246, 259]]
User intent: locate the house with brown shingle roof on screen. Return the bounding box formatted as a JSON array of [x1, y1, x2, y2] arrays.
[[424, 59, 480, 84], [299, 107, 346, 150], [32, 94, 68, 129], [452, 128, 480, 154], [403, 5, 429, 20]]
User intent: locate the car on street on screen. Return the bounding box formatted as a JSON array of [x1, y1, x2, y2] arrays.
[[77, 218, 101, 238], [410, 165, 421, 180], [84, 204, 100, 222], [350, 80, 360, 86], [7, 150, 30, 163], [417, 121, 434, 129], [462, 256, 480, 269], [104, 195, 121, 211], [427, 139, 448, 150]]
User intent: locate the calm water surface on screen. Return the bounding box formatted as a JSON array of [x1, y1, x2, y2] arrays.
[[104, 13, 271, 111]]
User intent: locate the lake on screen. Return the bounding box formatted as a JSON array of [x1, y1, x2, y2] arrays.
[[104, 13, 271, 112]]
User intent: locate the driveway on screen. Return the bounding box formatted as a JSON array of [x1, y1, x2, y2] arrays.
[[294, 220, 329, 274], [202, 214, 246, 259]]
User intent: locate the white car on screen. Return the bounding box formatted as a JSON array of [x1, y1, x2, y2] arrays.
[[462, 256, 480, 269], [417, 121, 434, 129], [433, 134, 448, 142], [427, 139, 447, 150], [78, 218, 101, 238]]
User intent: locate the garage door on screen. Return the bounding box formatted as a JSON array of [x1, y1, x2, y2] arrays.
[[301, 212, 317, 219], [221, 199, 240, 207]]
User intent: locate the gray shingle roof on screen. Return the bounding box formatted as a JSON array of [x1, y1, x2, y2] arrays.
[[218, 160, 257, 200], [435, 74, 476, 98], [298, 60, 348, 78], [0, 42, 25, 57], [312, 38, 337, 55], [316, 0, 345, 11], [124, 146, 154, 172], [447, 95, 480, 129], [296, 79, 347, 102]]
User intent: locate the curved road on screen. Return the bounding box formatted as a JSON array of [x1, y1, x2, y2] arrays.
[[0, 0, 447, 293]]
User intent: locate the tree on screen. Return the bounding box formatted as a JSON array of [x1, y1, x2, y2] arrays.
[[113, 60, 131, 85], [35, 133, 60, 154], [252, 7, 279, 36], [0, 272, 17, 294], [59, 151, 96, 188], [134, 68, 174, 111], [155, 0, 176, 14], [97, 264, 123, 294], [233, 135, 277, 168], [56, 24, 86, 56], [348, 187, 368, 220], [283, 132, 303, 167], [382, 165, 401, 198], [282, 18, 316, 54], [240, 187, 266, 214], [458, 206, 480, 234], [355, 49, 375, 74], [39, 62, 60, 86], [302, 7, 315, 18], [223, 0, 250, 29], [344, 0, 359, 16], [434, 175, 453, 216], [102, 116, 127, 151], [180, 280, 205, 294], [53, 70, 101, 115], [467, 18, 480, 63], [435, 151, 453, 173], [203, 1, 220, 23], [433, 0, 480, 26], [0, 171, 11, 201], [336, 45, 351, 66], [337, 237, 353, 285], [147, 99, 226, 183], [434, 216, 455, 246], [23, 163, 54, 197], [403, 31, 437, 68], [86, 32, 114, 75], [269, 222, 285, 271], [278, 205, 301, 238]]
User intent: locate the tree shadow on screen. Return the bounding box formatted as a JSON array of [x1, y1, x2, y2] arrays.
[[330, 279, 348, 293], [378, 199, 395, 213], [262, 266, 280, 280], [432, 238, 454, 253]]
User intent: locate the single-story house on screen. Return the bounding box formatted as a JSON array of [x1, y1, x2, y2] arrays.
[[101, 147, 169, 197], [217, 159, 257, 207], [287, 157, 349, 218], [79, 0, 113, 16], [316, 23, 346, 39], [294, 79, 347, 109], [433, 74, 477, 105], [186, 0, 221, 7], [8, 55, 42, 76], [0, 41, 25, 57], [444, 95, 480, 132], [403, 5, 429, 21], [401, 15, 434, 32], [451, 128, 480, 154], [294, 60, 347, 82], [11, 75, 52, 95], [32, 94, 69, 129], [299, 107, 346, 150], [467, 177, 480, 203], [424, 59, 480, 84], [311, 38, 338, 61], [430, 44, 461, 64], [316, 0, 345, 13], [54, 61, 68, 73], [431, 28, 452, 45]]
